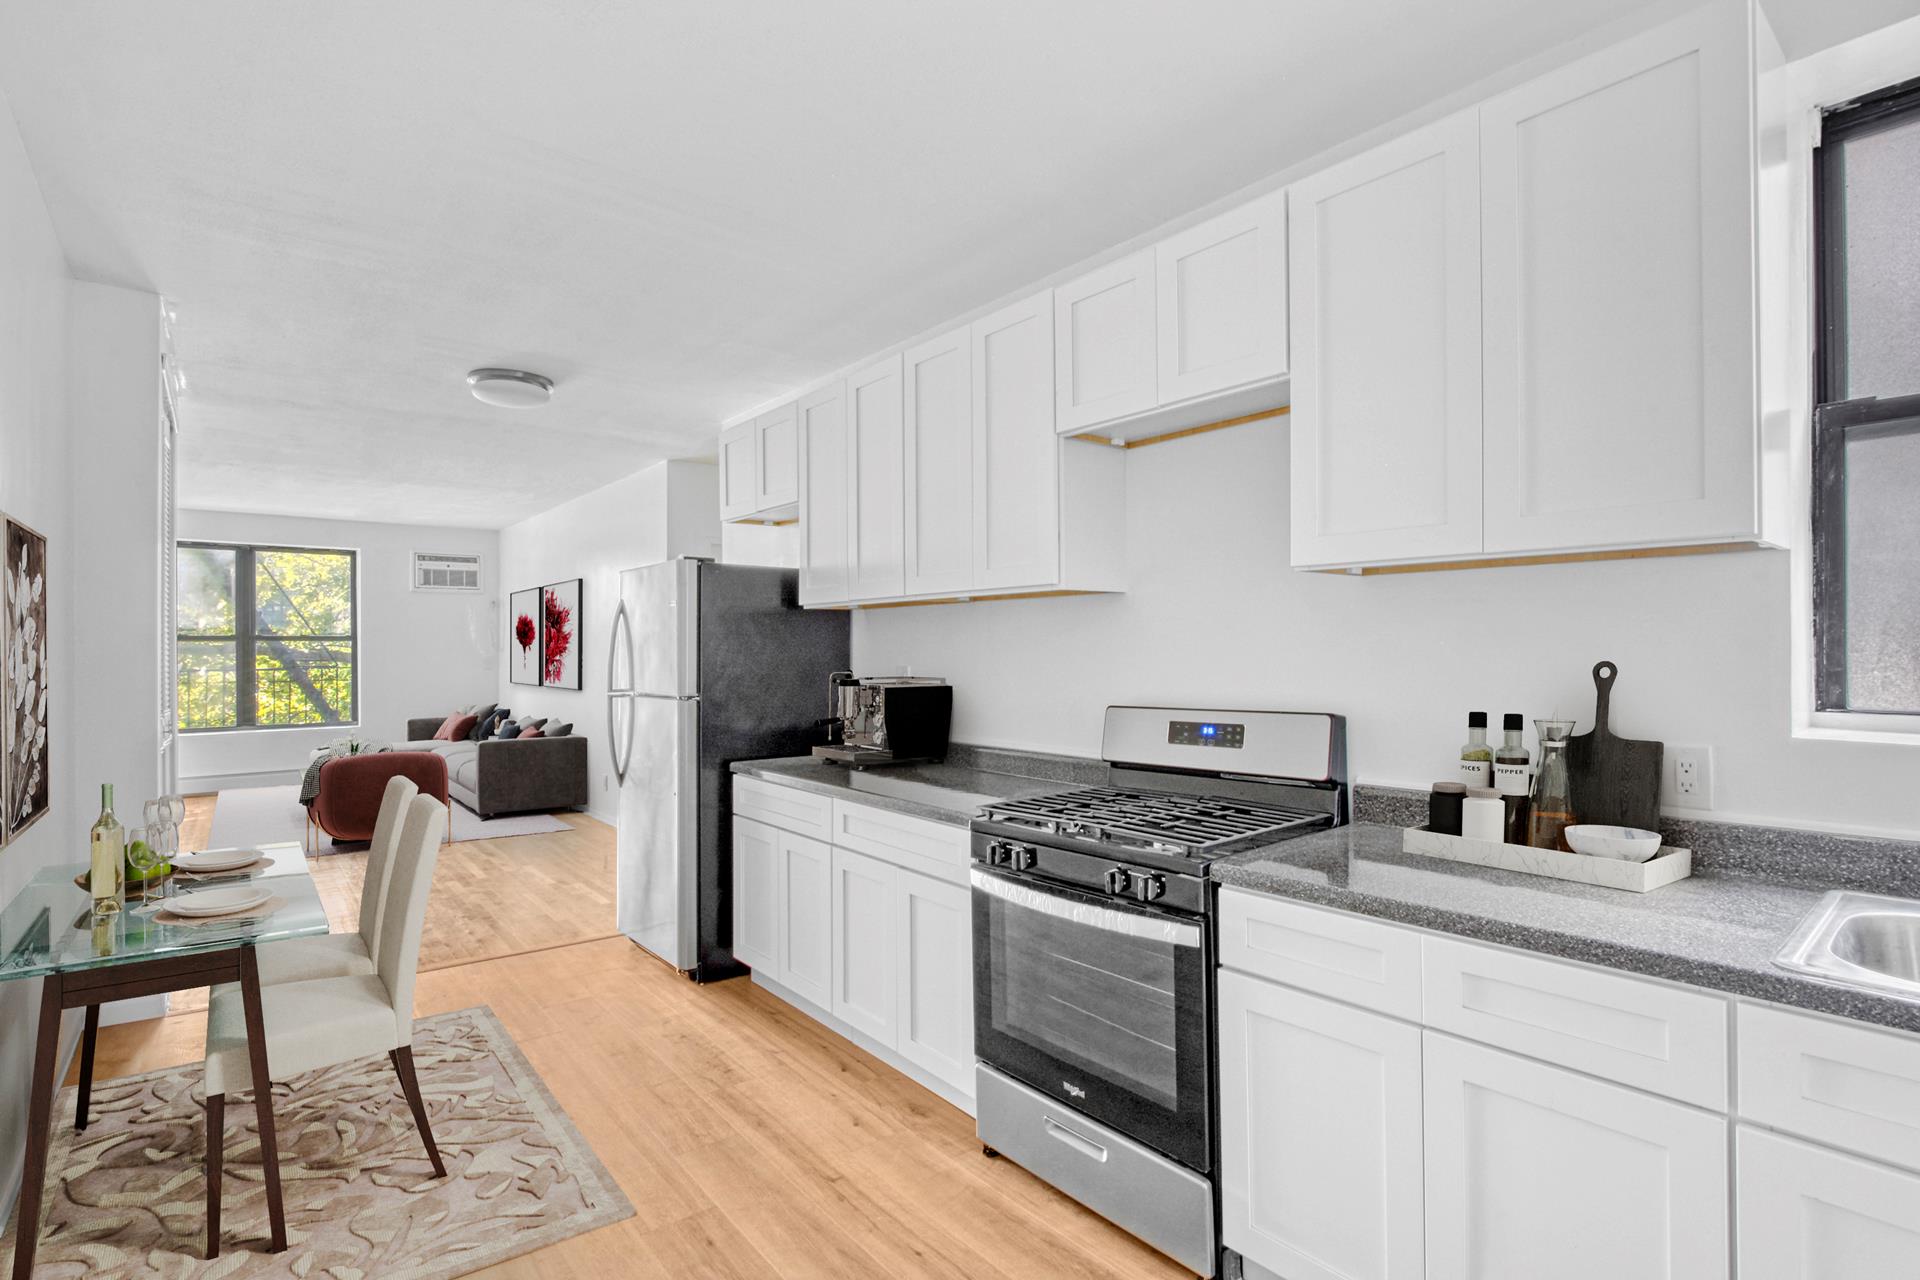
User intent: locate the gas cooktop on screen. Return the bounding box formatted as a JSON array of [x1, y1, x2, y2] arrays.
[[978, 785, 1331, 861]]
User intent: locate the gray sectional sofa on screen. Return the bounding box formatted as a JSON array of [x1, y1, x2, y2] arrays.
[[404, 717, 588, 818]]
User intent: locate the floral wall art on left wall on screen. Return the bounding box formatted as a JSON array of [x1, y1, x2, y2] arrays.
[[4, 514, 50, 847]]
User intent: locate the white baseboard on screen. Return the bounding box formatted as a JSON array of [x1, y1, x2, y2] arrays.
[[182, 769, 302, 793]]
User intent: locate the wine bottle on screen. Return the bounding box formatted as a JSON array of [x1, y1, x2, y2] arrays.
[[90, 784, 125, 915]]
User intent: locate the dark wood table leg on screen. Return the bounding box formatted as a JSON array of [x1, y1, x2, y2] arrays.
[[12, 973, 64, 1280], [237, 947, 286, 1253], [74, 1003, 100, 1131]]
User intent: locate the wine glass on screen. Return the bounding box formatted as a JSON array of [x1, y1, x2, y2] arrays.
[[126, 823, 165, 894], [160, 794, 188, 854]]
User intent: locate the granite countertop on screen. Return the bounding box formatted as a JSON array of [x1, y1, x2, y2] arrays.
[[729, 755, 1074, 827], [1214, 823, 1920, 1035]]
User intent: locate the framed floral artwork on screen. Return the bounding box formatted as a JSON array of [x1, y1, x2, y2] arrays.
[[539, 578, 582, 690], [508, 587, 541, 686], [4, 515, 49, 846]]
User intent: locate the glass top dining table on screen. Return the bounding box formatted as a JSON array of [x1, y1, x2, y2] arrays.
[[0, 845, 330, 982]]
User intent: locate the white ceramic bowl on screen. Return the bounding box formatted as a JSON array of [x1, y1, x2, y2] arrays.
[[1564, 824, 1662, 863]]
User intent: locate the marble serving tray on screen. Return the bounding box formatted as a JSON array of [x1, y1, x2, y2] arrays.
[[1402, 825, 1692, 893]]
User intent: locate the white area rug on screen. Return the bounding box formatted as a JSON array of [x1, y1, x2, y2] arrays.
[[207, 784, 570, 853]]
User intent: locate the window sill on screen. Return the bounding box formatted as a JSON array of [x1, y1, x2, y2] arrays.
[[179, 723, 362, 737], [1795, 713, 1920, 746]]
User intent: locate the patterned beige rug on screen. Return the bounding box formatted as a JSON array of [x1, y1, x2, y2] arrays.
[[1, 1006, 632, 1278]]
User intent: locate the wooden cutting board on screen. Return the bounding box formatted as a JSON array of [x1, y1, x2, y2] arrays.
[[1565, 660, 1664, 834]]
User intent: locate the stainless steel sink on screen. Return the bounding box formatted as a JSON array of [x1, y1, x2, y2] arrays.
[[1775, 891, 1920, 1001]]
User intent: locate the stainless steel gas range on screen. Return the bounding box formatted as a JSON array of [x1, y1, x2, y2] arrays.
[[969, 706, 1348, 1278]]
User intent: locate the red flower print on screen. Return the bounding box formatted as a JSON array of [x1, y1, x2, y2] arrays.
[[542, 589, 573, 684], [514, 613, 536, 653]]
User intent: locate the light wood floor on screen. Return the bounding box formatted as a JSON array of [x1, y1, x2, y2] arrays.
[[84, 936, 1187, 1279]]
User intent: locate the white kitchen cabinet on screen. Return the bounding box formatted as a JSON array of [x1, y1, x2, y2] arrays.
[[731, 816, 779, 974], [797, 380, 850, 606], [971, 291, 1061, 591], [1479, 0, 1758, 554], [1423, 1032, 1728, 1280], [845, 354, 905, 601], [1738, 1002, 1920, 1173], [1054, 250, 1157, 434], [893, 867, 973, 1096], [1218, 970, 1425, 1280], [1155, 188, 1288, 406], [1737, 1127, 1920, 1279], [752, 400, 799, 513], [902, 326, 974, 596], [777, 829, 833, 1009], [1289, 112, 1484, 569], [719, 420, 758, 522], [830, 845, 897, 1045]]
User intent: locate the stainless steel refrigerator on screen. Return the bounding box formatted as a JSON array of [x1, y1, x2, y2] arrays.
[[607, 558, 850, 980]]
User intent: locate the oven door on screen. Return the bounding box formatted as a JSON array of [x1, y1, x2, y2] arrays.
[[971, 867, 1211, 1171]]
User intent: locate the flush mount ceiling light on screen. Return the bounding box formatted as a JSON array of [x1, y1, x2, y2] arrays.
[[466, 367, 554, 408]]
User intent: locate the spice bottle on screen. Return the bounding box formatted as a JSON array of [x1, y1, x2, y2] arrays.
[[1493, 714, 1532, 796], [1458, 712, 1493, 786]]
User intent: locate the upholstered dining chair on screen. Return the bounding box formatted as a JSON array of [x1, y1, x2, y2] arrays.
[[258, 773, 416, 986], [202, 793, 449, 1258]]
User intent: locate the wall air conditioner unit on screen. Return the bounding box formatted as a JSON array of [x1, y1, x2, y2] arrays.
[[412, 551, 482, 592]]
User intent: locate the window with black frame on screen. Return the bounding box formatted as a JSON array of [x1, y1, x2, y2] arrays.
[[175, 543, 357, 731], [1812, 75, 1920, 717]]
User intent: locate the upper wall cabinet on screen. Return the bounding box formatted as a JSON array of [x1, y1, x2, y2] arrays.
[[903, 326, 974, 597], [1290, 111, 1484, 569], [1053, 191, 1290, 442], [720, 401, 800, 523], [1289, 0, 1771, 571], [1479, 0, 1758, 555], [973, 293, 1063, 591], [846, 354, 907, 601], [797, 380, 850, 607]]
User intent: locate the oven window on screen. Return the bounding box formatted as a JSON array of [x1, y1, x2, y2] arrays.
[[995, 900, 1181, 1107]]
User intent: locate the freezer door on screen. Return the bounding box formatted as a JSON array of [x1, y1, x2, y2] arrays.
[[616, 693, 700, 968], [625, 560, 699, 698]]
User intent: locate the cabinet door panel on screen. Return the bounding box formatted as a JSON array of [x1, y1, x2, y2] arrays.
[[1738, 1127, 1920, 1280], [1219, 971, 1424, 1280], [846, 355, 906, 600], [971, 292, 1060, 590], [1739, 1002, 1920, 1173], [1156, 188, 1288, 404], [753, 401, 798, 510], [903, 327, 974, 596], [831, 846, 897, 1046], [1055, 251, 1157, 433], [1423, 1032, 1727, 1280], [778, 831, 833, 1008], [1480, 0, 1756, 552], [1290, 112, 1483, 568], [797, 380, 850, 605], [719, 421, 758, 521], [894, 868, 973, 1095], [731, 817, 778, 974]]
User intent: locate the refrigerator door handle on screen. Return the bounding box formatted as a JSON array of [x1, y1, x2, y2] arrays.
[[608, 599, 634, 693], [608, 692, 634, 784]]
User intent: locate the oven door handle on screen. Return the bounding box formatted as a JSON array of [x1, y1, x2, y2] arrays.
[[1043, 1115, 1110, 1163], [969, 869, 1201, 948]]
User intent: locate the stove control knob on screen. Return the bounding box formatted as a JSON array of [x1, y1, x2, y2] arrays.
[[986, 840, 1016, 868], [1103, 867, 1133, 896], [1132, 874, 1166, 903], [1011, 846, 1038, 872]]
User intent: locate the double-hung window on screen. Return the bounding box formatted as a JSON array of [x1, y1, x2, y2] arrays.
[[175, 543, 358, 731], [1812, 75, 1920, 718]]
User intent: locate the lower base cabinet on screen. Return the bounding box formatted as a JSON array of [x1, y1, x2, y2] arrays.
[[777, 829, 833, 1008], [1218, 970, 1424, 1280], [1422, 1033, 1728, 1280], [1738, 1127, 1920, 1277], [732, 817, 779, 973], [893, 868, 973, 1094], [831, 846, 898, 1043]]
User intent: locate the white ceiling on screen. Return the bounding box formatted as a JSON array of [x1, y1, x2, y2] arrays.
[[0, 0, 1896, 528]]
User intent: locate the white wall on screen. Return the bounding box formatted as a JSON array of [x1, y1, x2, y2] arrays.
[[175, 510, 499, 790], [0, 84, 76, 1227], [496, 459, 719, 822], [855, 423, 1920, 839]]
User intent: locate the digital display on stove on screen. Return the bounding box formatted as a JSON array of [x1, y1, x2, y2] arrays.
[[1167, 720, 1244, 748]]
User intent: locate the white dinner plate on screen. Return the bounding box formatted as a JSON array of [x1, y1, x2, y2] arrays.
[[170, 848, 262, 874], [165, 885, 273, 917]]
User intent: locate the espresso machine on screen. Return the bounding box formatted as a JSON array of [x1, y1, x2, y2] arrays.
[[813, 673, 953, 768]]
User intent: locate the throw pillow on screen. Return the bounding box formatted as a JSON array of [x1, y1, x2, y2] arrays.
[[474, 707, 508, 740], [433, 712, 478, 742], [520, 727, 544, 739], [545, 721, 573, 737], [495, 721, 523, 740], [465, 703, 499, 741]]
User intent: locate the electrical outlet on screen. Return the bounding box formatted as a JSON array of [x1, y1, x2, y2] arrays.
[[1670, 746, 1713, 809]]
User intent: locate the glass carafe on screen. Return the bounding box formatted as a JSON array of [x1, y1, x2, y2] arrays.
[[1528, 719, 1577, 852]]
